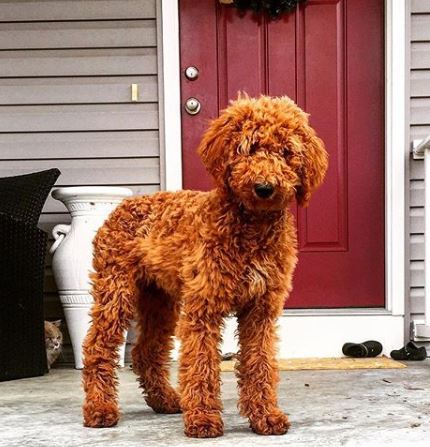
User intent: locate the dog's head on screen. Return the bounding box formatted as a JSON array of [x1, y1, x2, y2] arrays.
[[198, 94, 328, 211]]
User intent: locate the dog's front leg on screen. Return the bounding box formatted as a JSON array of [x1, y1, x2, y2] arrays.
[[236, 301, 290, 435], [177, 307, 224, 438]]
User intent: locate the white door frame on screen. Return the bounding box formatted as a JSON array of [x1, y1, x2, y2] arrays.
[[157, 0, 407, 357]]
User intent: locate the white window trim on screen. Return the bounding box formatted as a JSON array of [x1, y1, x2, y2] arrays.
[[159, 0, 407, 356]]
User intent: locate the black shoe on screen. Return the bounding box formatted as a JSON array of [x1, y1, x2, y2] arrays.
[[342, 340, 383, 358], [362, 340, 383, 357], [390, 342, 427, 361]]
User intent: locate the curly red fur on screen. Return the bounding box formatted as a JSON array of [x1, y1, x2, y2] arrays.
[[82, 94, 328, 437]]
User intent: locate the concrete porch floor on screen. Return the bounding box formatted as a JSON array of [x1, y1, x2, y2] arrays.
[[1, 362, 430, 447]]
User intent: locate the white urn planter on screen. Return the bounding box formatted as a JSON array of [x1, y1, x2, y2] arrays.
[[50, 186, 132, 369]]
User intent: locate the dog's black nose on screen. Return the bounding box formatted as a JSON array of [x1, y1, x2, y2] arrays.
[[254, 183, 274, 199]]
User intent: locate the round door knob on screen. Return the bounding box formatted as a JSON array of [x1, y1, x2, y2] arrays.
[[185, 66, 199, 81], [185, 97, 201, 115]]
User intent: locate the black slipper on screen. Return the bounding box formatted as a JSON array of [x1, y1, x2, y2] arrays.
[[362, 340, 383, 357], [342, 342, 368, 358], [342, 340, 383, 358], [390, 342, 427, 361]]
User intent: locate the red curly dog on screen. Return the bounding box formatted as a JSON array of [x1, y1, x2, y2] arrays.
[[82, 95, 328, 437]]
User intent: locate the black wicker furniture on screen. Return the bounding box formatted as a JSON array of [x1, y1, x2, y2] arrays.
[[0, 168, 60, 381]]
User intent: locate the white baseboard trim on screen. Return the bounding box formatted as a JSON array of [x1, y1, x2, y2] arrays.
[[167, 314, 405, 360], [218, 313, 405, 359], [58, 314, 404, 366]]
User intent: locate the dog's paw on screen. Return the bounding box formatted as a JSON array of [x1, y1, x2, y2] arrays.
[[183, 410, 224, 438], [249, 409, 290, 435], [83, 400, 119, 428], [146, 389, 182, 414]]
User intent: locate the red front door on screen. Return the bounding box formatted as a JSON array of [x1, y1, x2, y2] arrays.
[[179, 0, 385, 308]]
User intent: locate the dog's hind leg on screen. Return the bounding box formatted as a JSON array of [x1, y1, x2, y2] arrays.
[[131, 283, 181, 414], [82, 267, 136, 428]]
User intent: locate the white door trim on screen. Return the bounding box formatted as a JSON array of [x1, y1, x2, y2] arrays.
[[384, 0, 407, 317], [157, 0, 183, 191], [159, 0, 407, 355]]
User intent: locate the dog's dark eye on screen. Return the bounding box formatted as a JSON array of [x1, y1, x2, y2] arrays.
[[249, 142, 258, 155], [283, 147, 290, 158]]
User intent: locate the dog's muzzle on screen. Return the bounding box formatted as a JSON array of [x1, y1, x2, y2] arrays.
[[254, 183, 274, 199]]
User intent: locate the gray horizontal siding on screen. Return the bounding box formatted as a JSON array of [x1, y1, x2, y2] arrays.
[[0, 1, 156, 22], [411, 124, 430, 139], [411, 43, 430, 69], [410, 288, 426, 313], [410, 159, 424, 179], [410, 261, 425, 288], [0, 76, 158, 105], [411, 71, 430, 97], [410, 180, 425, 206], [412, 0, 430, 13], [0, 0, 161, 364], [0, 104, 158, 132], [411, 14, 430, 41], [409, 5, 429, 350], [410, 207, 424, 234], [0, 20, 156, 50], [411, 98, 430, 125], [0, 48, 157, 77], [0, 158, 160, 185], [0, 131, 159, 159], [410, 234, 425, 260]]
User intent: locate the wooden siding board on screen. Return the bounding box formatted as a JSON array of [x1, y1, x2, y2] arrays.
[[0, 48, 157, 77], [411, 14, 430, 41], [410, 261, 425, 288], [410, 159, 424, 179], [412, 0, 430, 13], [0, 131, 159, 159], [410, 180, 425, 206], [0, 0, 161, 365], [0, 158, 160, 185], [411, 97, 430, 125], [410, 234, 425, 260], [411, 70, 430, 97], [410, 288, 425, 314], [411, 43, 430, 69], [411, 124, 430, 139], [0, 20, 156, 50], [410, 207, 424, 234], [409, 7, 430, 343], [0, 1, 156, 22], [0, 104, 158, 132], [0, 76, 158, 105]]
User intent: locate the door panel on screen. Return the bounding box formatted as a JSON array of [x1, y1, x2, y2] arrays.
[[179, 0, 385, 308]]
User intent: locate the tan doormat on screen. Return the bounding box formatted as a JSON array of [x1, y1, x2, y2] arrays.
[[220, 356, 406, 372]]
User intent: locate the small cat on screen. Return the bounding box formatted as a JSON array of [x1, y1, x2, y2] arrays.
[[45, 320, 63, 369]]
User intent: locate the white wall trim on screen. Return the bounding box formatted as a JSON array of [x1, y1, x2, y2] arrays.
[[171, 314, 405, 360], [222, 315, 404, 359], [385, 0, 407, 316], [158, 0, 183, 191]]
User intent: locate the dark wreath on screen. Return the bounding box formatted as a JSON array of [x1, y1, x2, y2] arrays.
[[222, 0, 307, 18]]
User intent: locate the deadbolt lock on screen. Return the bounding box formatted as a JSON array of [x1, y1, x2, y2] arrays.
[[185, 66, 199, 81]]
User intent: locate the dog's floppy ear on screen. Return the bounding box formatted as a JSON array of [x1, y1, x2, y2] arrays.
[[197, 114, 233, 186], [296, 126, 328, 207]]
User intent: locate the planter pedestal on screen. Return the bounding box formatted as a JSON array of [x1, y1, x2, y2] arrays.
[[50, 187, 132, 369]]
